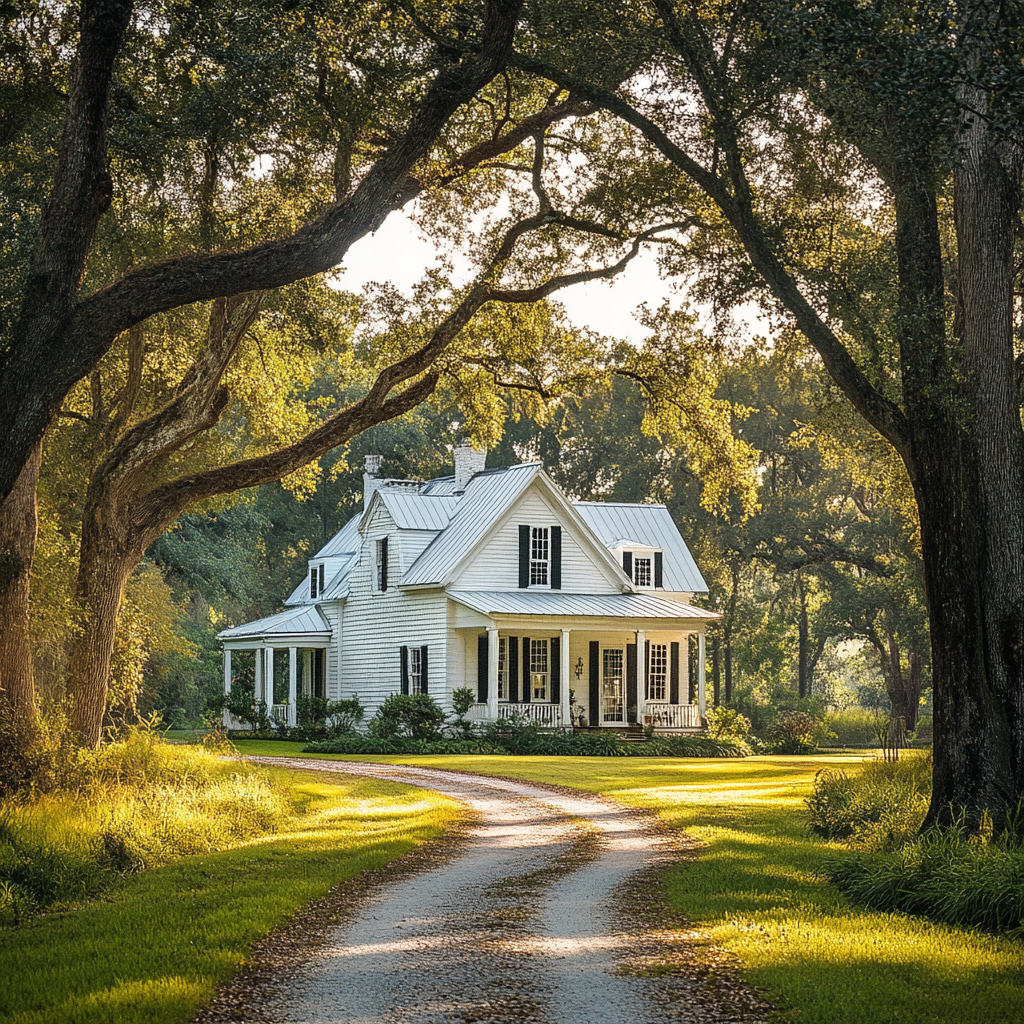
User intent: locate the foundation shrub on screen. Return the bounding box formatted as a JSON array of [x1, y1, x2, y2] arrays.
[[368, 694, 447, 741]]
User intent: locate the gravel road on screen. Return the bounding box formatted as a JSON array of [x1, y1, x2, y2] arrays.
[[209, 758, 771, 1024]]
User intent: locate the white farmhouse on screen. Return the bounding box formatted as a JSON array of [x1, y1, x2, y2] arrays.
[[219, 447, 719, 732]]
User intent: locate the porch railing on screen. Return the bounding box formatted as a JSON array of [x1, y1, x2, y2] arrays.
[[466, 702, 564, 728], [643, 703, 702, 730]]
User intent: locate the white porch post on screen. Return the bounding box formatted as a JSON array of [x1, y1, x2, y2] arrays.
[[288, 647, 298, 726], [255, 647, 264, 709], [303, 650, 312, 696], [680, 633, 690, 705], [560, 629, 571, 727], [635, 629, 646, 723], [265, 647, 275, 714], [222, 649, 232, 727], [698, 632, 707, 719], [486, 626, 499, 720]]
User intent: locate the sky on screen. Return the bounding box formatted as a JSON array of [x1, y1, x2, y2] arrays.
[[332, 207, 770, 345]]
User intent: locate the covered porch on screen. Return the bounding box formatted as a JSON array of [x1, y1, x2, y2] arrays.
[[450, 591, 719, 733], [218, 607, 331, 728]]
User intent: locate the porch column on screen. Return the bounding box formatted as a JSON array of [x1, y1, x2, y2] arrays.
[[698, 631, 707, 718], [680, 633, 690, 704], [288, 647, 298, 726], [255, 647, 264, 710], [560, 629, 571, 727], [222, 649, 232, 727], [635, 629, 646, 724], [265, 647, 275, 715], [487, 625, 499, 720]]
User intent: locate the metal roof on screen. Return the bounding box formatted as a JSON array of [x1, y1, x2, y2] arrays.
[[375, 490, 459, 531], [315, 512, 362, 558], [401, 463, 542, 587], [448, 591, 718, 620], [573, 502, 708, 593], [218, 605, 331, 640]]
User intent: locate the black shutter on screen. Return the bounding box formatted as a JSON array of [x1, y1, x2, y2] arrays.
[[551, 526, 562, 590], [670, 642, 680, 704], [644, 642, 651, 702], [519, 525, 530, 588], [400, 646, 409, 695], [626, 643, 638, 724], [309, 566, 318, 599], [654, 551, 663, 588], [589, 641, 600, 726], [477, 634, 489, 703], [550, 636, 561, 704], [420, 645, 429, 693], [319, 563, 325, 595], [622, 551, 633, 581], [509, 636, 520, 701], [521, 637, 531, 702], [381, 537, 389, 592]]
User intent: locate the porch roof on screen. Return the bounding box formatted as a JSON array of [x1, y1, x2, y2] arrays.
[[217, 605, 331, 641], [447, 590, 718, 621]]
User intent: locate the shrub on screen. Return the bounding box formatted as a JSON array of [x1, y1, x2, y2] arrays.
[[705, 706, 752, 742], [765, 710, 819, 754], [823, 707, 880, 747], [807, 753, 931, 850], [830, 820, 1024, 934], [295, 694, 364, 740], [368, 694, 447, 741]]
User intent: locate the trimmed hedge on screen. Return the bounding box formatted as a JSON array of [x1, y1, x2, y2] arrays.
[[303, 731, 748, 758]]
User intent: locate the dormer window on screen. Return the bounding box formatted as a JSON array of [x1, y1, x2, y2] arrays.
[[309, 563, 325, 599], [376, 537, 389, 593], [634, 557, 652, 588], [530, 527, 549, 586]]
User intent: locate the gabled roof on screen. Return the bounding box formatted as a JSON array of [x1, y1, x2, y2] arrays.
[[314, 512, 362, 558], [399, 462, 542, 587], [449, 591, 717, 620], [368, 489, 459, 531], [574, 502, 709, 593], [218, 605, 331, 640]]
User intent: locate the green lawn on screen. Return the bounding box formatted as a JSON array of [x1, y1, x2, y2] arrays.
[[0, 765, 460, 1024], [236, 741, 1024, 1024]]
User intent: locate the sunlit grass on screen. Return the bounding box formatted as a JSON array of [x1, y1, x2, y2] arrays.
[[0, 765, 460, 1024], [237, 743, 1024, 1024]]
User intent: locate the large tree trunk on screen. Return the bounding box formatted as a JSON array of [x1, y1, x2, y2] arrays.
[[0, 442, 42, 746], [67, 501, 139, 747]]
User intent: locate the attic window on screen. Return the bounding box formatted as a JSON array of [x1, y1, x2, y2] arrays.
[[530, 527, 549, 586], [376, 537, 389, 592], [634, 557, 652, 588], [309, 564, 325, 599]]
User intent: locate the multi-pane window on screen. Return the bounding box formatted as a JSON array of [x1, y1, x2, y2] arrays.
[[309, 563, 325, 598], [497, 637, 508, 700], [410, 646, 425, 694], [634, 557, 652, 588], [530, 638, 549, 701], [647, 643, 668, 701], [530, 527, 549, 586], [602, 648, 624, 722], [376, 538, 388, 592]]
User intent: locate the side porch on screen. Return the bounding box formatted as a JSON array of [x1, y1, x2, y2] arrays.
[[217, 607, 332, 728], [448, 591, 719, 733]]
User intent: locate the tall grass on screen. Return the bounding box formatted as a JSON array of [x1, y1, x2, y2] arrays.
[[0, 730, 292, 925]]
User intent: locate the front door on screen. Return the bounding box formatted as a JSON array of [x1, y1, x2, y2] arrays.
[[601, 648, 625, 724]]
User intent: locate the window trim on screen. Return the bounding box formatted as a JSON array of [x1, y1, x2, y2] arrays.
[[646, 643, 668, 702], [530, 637, 549, 701]]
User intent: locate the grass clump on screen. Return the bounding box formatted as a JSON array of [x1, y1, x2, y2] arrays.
[[0, 729, 291, 925], [807, 752, 932, 849]]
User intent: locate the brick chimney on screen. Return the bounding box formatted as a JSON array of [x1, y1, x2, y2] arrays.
[[363, 454, 384, 509], [453, 444, 486, 493]]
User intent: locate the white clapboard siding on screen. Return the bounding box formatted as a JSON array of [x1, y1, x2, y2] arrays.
[[398, 529, 440, 573], [322, 603, 343, 699], [338, 503, 450, 713], [451, 487, 620, 593]]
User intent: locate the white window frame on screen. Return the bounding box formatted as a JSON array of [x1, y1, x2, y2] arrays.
[[634, 557, 652, 588], [647, 643, 668, 702], [530, 526, 549, 587], [530, 638, 549, 701], [410, 646, 424, 694], [497, 636, 508, 701]]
